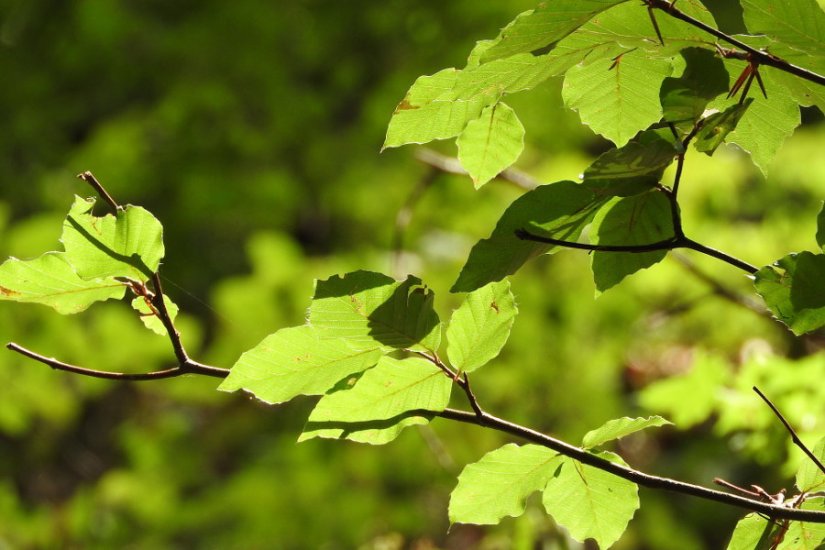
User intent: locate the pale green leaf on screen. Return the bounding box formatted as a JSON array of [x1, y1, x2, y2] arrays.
[[781, 497, 825, 549], [130, 295, 178, 336], [309, 271, 441, 353], [583, 130, 677, 196], [218, 325, 382, 405], [298, 413, 429, 445], [754, 252, 825, 335], [479, 0, 630, 62], [449, 443, 560, 525], [61, 196, 164, 281], [796, 437, 825, 492], [457, 102, 525, 188], [542, 452, 639, 548], [581, 416, 672, 449], [446, 279, 517, 373], [726, 513, 779, 550], [0, 252, 125, 314], [562, 49, 672, 146], [452, 181, 609, 292], [741, 0, 825, 60], [305, 356, 451, 423], [590, 190, 674, 292]]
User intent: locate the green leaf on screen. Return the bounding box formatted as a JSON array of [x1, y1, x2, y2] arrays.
[[299, 413, 430, 446], [479, 0, 629, 63], [449, 443, 560, 525], [660, 47, 730, 128], [61, 196, 164, 281], [582, 130, 678, 196], [638, 352, 730, 428], [740, 0, 825, 60], [304, 355, 451, 423], [131, 295, 178, 336], [817, 203, 825, 251], [693, 100, 754, 155], [754, 252, 825, 335], [590, 191, 674, 292], [446, 279, 517, 373], [726, 513, 780, 550], [542, 452, 639, 548], [457, 102, 525, 188], [309, 271, 441, 353], [452, 181, 609, 293], [562, 49, 672, 146], [782, 498, 825, 549], [796, 437, 825, 492], [0, 252, 125, 314], [218, 325, 382, 405], [581, 416, 672, 449]]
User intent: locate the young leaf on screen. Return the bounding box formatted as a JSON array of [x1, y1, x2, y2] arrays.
[[0, 252, 125, 314], [310, 271, 441, 353], [581, 416, 672, 450], [449, 443, 560, 525], [740, 0, 825, 60], [590, 190, 674, 292], [542, 452, 639, 549], [562, 49, 672, 147], [218, 325, 382, 405], [61, 196, 164, 281], [582, 131, 677, 196], [457, 102, 525, 188], [754, 252, 825, 335], [693, 100, 753, 156], [131, 295, 178, 336], [446, 279, 517, 374], [452, 181, 609, 292], [479, 0, 630, 63], [299, 413, 430, 446], [304, 355, 451, 423], [725, 513, 780, 550], [796, 436, 825, 493], [782, 498, 825, 549], [659, 48, 730, 128]]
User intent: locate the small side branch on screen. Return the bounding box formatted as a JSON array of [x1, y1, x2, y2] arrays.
[[515, 229, 678, 252], [77, 171, 121, 213]]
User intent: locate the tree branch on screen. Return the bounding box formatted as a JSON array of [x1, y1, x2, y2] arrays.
[[77, 171, 121, 213], [514, 229, 678, 252]]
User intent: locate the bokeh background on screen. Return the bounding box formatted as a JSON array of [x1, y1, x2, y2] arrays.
[[1, 1, 824, 548]]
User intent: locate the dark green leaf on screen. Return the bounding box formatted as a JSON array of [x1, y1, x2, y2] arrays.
[[660, 48, 730, 128], [797, 437, 825, 493], [583, 131, 678, 196], [693, 99, 753, 155], [755, 252, 825, 335], [452, 181, 609, 292], [590, 191, 674, 292], [817, 202, 825, 251]]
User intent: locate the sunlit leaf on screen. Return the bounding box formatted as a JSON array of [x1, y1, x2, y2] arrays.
[[590, 190, 674, 292], [310, 271, 441, 353], [726, 513, 780, 550], [299, 413, 430, 446], [131, 295, 178, 336], [449, 443, 560, 524], [693, 100, 753, 155], [755, 252, 825, 335], [583, 131, 677, 196], [446, 279, 517, 373], [304, 356, 451, 423], [741, 0, 825, 60], [61, 196, 164, 281], [782, 497, 825, 549], [562, 49, 672, 146], [457, 102, 525, 188], [581, 416, 672, 449], [218, 325, 382, 405], [542, 452, 639, 548], [452, 181, 609, 292], [796, 437, 825, 492], [0, 252, 125, 314]]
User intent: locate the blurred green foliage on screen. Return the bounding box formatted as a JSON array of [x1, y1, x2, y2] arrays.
[[1, 0, 824, 548]]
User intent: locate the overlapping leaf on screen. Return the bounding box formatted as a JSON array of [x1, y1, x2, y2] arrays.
[[581, 416, 672, 449], [0, 252, 125, 314], [452, 181, 609, 293], [542, 452, 639, 548], [446, 279, 517, 373], [796, 437, 825, 493], [741, 0, 825, 61], [754, 252, 825, 335], [299, 413, 430, 446], [457, 102, 525, 188], [310, 271, 441, 352], [590, 190, 674, 292], [660, 48, 730, 129], [218, 325, 382, 405], [582, 131, 677, 196], [61, 196, 164, 281], [693, 100, 754, 156], [726, 514, 782, 550], [449, 444, 560, 524], [131, 295, 179, 336]]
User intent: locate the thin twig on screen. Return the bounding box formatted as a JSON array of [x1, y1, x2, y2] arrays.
[[646, 0, 825, 87], [679, 237, 758, 274], [514, 229, 678, 252], [460, 373, 484, 418], [77, 171, 121, 213], [753, 386, 825, 477], [672, 253, 766, 315], [151, 272, 189, 366]]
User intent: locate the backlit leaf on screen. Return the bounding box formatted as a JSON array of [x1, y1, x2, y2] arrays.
[[782, 498, 825, 549], [755, 252, 825, 335], [446, 279, 517, 373], [61, 196, 164, 281], [660, 48, 730, 129], [299, 413, 430, 446], [693, 100, 753, 155], [581, 416, 672, 449], [131, 295, 178, 336], [726, 513, 780, 550], [741, 0, 825, 60], [218, 325, 382, 405], [796, 437, 825, 492], [457, 102, 525, 188], [542, 452, 639, 548], [0, 252, 125, 314], [583, 130, 677, 196], [449, 443, 560, 524], [310, 271, 441, 353]]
